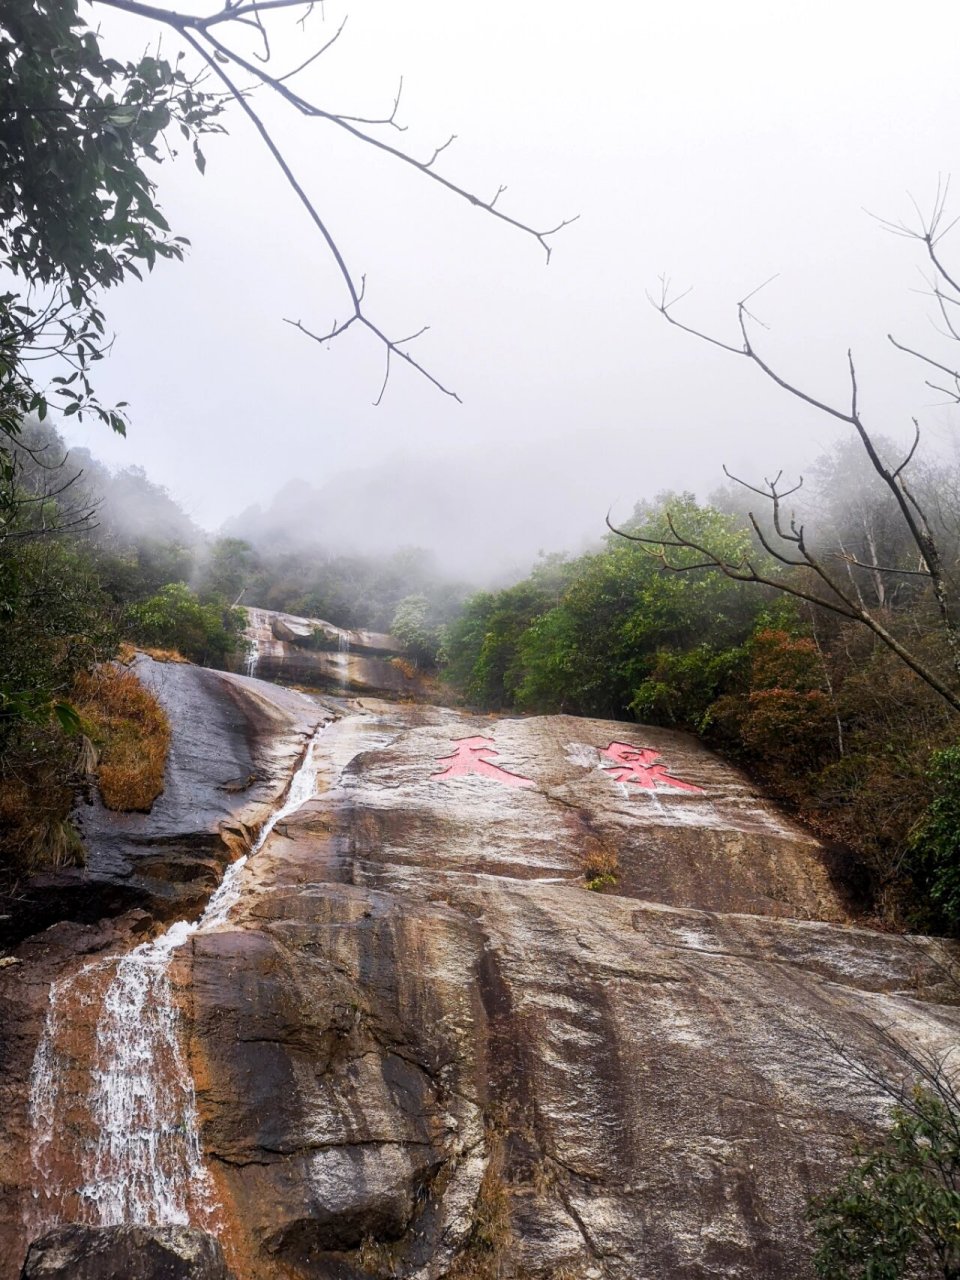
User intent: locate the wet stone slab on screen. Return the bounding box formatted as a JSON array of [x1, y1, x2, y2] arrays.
[[4, 693, 959, 1280]]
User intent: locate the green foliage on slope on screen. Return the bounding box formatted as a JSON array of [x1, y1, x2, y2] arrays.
[[810, 1086, 960, 1279], [906, 747, 960, 935], [444, 495, 764, 720], [126, 583, 244, 667]]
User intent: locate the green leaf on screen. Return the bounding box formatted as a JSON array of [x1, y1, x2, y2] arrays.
[[53, 701, 83, 734]]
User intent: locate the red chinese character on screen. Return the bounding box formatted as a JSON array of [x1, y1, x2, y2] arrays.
[[432, 736, 535, 787], [600, 742, 702, 793]]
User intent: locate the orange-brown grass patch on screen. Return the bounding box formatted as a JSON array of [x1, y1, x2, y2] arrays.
[[119, 641, 188, 665], [73, 666, 171, 812], [446, 1131, 513, 1280], [582, 839, 620, 893]]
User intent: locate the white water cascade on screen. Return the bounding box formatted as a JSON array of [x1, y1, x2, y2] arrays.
[[335, 630, 351, 694], [243, 609, 265, 679], [28, 722, 328, 1232]]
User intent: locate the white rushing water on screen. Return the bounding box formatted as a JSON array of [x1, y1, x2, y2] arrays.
[[334, 630, 351, 694], [243, 608, 266, 679], [28, 721, 328, 1231]]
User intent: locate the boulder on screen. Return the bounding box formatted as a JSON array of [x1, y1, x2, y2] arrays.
[[239, 608, 424, 699], [20, 1225, 232, 1280]]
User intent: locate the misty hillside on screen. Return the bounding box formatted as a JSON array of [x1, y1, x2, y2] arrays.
[[223, 435, 630, 580]]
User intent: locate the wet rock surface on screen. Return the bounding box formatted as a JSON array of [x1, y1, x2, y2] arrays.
[[2, 656, 331, 947], [189, 705, 958, 1279], [239, 608, 423, 699], [20, 1224, 232, 1279], [3, 686, 959, 1279]]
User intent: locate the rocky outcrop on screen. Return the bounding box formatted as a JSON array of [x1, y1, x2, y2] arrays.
[[269, 613, 396, 657], [185, 706, 958, 1279], [4, 691, 959, 1279], [20, 1225, 232, 1279], [2, 656, 331, 947], [240, 608, 424, 699]]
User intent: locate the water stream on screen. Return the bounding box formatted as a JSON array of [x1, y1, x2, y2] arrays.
[[335, 630, 351, 694], [243, 608, 266, 679], [28, 721, 328, 1233]]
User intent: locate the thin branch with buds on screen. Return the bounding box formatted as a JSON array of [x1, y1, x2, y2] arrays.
[[90, 0, 577, 402]]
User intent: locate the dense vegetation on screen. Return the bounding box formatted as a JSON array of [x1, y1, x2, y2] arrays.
[[810, 1080, 960, 1279], [442, 441, 960, 936]]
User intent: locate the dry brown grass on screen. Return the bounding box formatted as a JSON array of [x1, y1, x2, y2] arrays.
[[74, 665, 171, 811], [356, 1236, 397, 1275], [447, 1136, 513, 1280], [582, 840, 619, 893], [0, 768, 84, 871], [118, 641, 188, 664]]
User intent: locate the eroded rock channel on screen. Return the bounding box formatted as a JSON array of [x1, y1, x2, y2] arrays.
[[2, 657, 958, 1278]]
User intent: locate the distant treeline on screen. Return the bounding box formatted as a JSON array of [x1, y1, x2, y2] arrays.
[[211, 540, 467, 644], [442, 440, 960, 936]]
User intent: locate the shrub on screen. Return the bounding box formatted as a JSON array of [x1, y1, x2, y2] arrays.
[[126, 582, 244, 667], [391, 594, 443, 668], [583, 841, 620, 892], [906, 745, 960, 934], [809, 1084, 960, 1279], [631, 644, 745, 729]]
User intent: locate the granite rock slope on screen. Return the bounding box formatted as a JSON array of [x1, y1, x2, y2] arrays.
[[186, 704, 960, 1279], [0, 664, 330, 1275], [3, 655, 330, 946], [5, 686, 959, 1280]]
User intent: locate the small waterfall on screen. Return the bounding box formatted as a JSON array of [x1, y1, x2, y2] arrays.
[[198, 723, 326, 929], [28, 722, 328, 1234], [79, 921, 215, 1226], [243, 609, 263, 679], [335, 630, 351, 693]]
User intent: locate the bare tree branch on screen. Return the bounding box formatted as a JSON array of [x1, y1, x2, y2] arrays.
[[642, 245, 960, 712], [90, 0, 576, 400]]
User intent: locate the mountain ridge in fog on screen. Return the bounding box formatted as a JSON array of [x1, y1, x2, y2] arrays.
[[221, 434, 638, 582]]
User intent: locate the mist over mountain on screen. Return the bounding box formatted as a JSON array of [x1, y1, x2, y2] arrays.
[[221, 433, 639, 582]]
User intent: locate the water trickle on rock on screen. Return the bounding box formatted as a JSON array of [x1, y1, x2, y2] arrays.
[[28, 721, 328, 1235], [335, 630, 351, 694], [199, 722, 326, 929], [79, 922, 215, 1227], [243, 609, 266, 679]]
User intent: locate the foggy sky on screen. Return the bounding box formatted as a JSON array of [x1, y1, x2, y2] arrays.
[[60, 0, 960, 580]]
